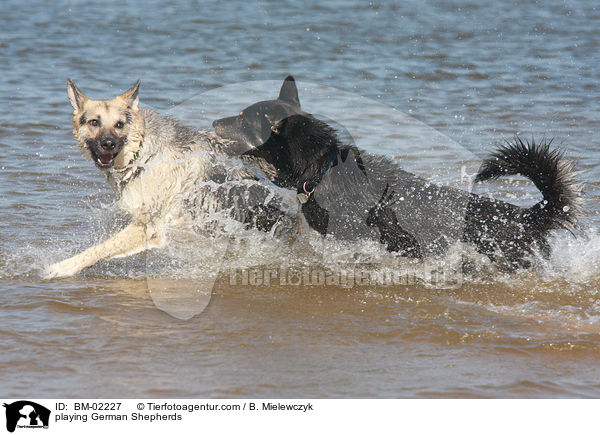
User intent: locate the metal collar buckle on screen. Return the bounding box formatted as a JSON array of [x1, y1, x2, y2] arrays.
[[297, 181, 315, 204]]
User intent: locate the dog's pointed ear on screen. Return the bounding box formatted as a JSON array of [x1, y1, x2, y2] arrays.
[[120, 79, 140, 109], [278, 75, 300, 107], [67, 79, 88, 112]]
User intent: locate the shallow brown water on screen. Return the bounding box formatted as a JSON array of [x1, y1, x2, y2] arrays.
[[3, 275, 600, 397]]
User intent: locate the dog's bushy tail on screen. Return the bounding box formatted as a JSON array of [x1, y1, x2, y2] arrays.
[[475, 137, 582, 232]]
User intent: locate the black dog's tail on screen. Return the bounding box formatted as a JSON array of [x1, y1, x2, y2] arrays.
[[475, 137, 582, 232]]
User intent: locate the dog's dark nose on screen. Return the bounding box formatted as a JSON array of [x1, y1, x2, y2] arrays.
[[102, 139, 116, 150]]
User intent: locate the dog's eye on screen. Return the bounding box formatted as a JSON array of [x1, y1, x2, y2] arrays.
[[88, 119, 98, 127], [115, 121, 124, 129]]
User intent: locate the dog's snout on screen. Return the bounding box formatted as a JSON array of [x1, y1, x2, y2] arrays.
[[213, 116, 237, 131], [101, 138, 118, 151]]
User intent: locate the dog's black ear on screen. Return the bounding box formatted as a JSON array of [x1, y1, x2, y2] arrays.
[[120, 79, 140, 109], [278, 75, 300, 107], [67, 79, 87, 112]]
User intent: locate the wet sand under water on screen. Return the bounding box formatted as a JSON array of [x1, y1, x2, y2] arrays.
[[2, 271, 600, 398]]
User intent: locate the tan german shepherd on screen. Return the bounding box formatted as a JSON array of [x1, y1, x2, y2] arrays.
[[44, 80, 293, 278]]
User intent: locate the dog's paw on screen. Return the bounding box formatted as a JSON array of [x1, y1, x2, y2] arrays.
[[43, 259, 82, 279]]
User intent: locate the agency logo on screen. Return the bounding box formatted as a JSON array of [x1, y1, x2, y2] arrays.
[[3, 401, 50, 433]]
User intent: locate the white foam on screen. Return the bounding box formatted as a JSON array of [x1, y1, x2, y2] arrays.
[[547, 227, 600, 284], [3, 200, 599, 286]]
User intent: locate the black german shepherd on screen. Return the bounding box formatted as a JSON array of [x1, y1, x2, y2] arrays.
[[214, 77, 581, 270]]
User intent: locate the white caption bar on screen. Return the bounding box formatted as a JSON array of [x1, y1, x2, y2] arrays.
[[0, 399, 597, 434]]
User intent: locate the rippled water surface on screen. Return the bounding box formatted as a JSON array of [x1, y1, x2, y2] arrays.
[[1, 0, 600, 398]]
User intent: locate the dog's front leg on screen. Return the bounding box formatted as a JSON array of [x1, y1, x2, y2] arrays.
[[43, 223, 161, 279]]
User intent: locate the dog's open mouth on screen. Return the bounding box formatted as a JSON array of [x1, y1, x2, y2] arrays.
[[90, 149, 116, 168]]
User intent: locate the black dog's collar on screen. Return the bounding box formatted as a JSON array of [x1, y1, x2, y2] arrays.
[[297, 181, 314, 204], [297, 148, 337, 204]]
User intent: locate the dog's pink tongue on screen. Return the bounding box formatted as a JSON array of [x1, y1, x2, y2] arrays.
[[98, 154, 113, 164]]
